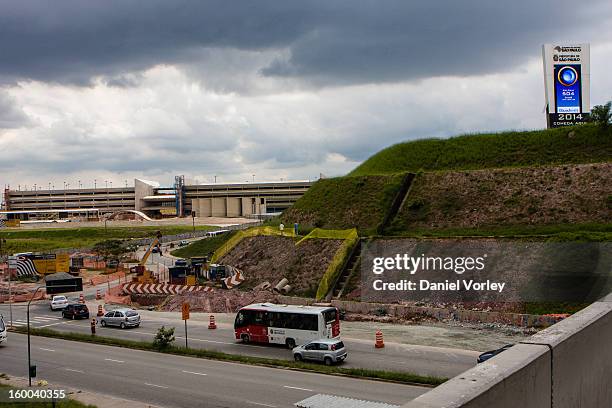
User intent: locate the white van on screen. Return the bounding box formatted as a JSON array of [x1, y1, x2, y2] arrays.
[[0, 315, 6, 345]]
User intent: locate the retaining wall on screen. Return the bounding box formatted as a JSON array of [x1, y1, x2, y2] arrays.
[[400, 292, 612, 408]]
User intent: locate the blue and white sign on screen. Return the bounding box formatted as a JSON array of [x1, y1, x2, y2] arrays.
[[542, 44, 590, 127]]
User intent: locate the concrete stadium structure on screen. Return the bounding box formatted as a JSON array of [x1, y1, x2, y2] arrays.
[[2, 177, 313, 220]]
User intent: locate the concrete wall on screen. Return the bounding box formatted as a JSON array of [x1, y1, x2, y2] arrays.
[[192, 198, 212, 217], [400, 292, 612, 408], [227, 197, 242, 217], [192, 196, 265, 217], [134, 179, 157, 212], [211, 197, 226, 217]]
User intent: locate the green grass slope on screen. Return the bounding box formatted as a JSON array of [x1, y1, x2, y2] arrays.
[[281, 174, 405, 234], [171, 231, 236, 258], [350, 124, 612, 176], [0, 225, 214, 253]]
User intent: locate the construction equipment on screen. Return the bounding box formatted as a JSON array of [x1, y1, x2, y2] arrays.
[[132, 231, 162, 284]]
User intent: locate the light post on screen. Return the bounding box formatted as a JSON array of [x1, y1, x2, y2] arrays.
[[27, 284, 76, 386], [0, 238, 11, 327]]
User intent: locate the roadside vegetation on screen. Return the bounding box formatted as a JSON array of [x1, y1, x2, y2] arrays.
[[385, 222, 612, 242], [13, 327, 446, 387], [170, 231, 236, 258], [0, 225, 214, 253]]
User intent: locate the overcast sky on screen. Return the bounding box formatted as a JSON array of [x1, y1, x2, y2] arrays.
[[1, 0, 611, 192]]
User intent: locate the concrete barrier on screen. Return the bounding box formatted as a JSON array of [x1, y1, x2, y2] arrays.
[[401, 293, 612, 408]]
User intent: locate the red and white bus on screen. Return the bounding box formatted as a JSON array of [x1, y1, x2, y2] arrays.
[[234, 303, 340, 348]]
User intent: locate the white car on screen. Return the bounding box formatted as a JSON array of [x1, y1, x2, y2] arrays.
[[50, 295, 69, 311]]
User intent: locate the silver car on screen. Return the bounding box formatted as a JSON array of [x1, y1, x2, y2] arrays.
[[100, 308, 141, 329], [0, 315, 6, 345], [293, 339, 347, 365]]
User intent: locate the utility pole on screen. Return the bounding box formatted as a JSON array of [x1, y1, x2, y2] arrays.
[[0, 238, 11, 327]]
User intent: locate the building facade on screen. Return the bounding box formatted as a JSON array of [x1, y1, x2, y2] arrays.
[[2, 178, 313, 220]]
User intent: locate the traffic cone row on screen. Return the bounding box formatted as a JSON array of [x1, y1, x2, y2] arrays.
[[79, 293, 85, 304], [375, 329, 384, 348], [208, 314, 217, 329], [97, 304, 104, 316]]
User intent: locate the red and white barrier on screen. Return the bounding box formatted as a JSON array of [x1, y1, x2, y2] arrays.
[[222, 270, 245, 289], [121, 283, 213, 295]]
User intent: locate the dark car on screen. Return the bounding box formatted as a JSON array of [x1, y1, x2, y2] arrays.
[[62, 303, 90, 320], [477, 344, 514, 363]]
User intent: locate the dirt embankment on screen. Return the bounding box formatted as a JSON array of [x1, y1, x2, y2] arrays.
[[219, 236, 343, 296], [163, 289, 281, 313], [394, 163, 612, 230]]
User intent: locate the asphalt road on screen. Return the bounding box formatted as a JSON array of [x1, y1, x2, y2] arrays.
[[1, 333, 428, 408], [1, 302, 478, 378]]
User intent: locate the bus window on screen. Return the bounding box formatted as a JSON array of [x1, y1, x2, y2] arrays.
[[323, 309, 337, 323], [253, 311, 268, 325]]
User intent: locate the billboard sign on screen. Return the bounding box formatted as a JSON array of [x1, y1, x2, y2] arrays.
[[542, 44, 590, 128]]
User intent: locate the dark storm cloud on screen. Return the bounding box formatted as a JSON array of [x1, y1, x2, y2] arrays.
[[1, 0, 610, 87], [0, 91, 31, 128]]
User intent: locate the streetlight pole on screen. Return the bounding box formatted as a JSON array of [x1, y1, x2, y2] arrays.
[[0, 238, 11, 327], [27, 284, 76, 387]]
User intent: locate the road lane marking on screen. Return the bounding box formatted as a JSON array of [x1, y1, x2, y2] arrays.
[[130, 330, 235, 345], [144, 383, 168, 389], [247, 402, 277, 407], [39, 348, 55, 352], [38, 321, 74, 328], [283, 386, 314, 392], [104, 358, 125, 363], [65, 368, 84, 373], [181, 370, 207, 376]]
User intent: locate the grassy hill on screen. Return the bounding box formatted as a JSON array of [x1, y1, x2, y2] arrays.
[[284, 125, 612, 236], [171, 231, 236, 258], [350, 124, 612, 176], [281, 174, 405, 234]]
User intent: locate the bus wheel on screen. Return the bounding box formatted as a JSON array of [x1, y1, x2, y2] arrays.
[[286, 338, 296, 349], [241, 334, 250, 343]]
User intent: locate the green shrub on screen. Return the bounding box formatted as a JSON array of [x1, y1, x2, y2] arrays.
[[152, 326, 175, 350]]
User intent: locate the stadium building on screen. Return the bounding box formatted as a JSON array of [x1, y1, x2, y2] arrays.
[[1, 177, 313, 220]]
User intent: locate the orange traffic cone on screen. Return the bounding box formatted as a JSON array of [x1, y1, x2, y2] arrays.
[[96, 289, 101, 300], [208, 314, 217, 329], [97, 304, 104, 316], [375, 329, 384, 348], [79, 293, 85, 304]]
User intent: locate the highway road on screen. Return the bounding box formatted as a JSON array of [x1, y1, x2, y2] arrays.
[[0, 302, 479, 378], [1, 333, 428, 408]]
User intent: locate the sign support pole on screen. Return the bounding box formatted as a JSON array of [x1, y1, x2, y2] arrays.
[[184, 320, 188, 349]]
